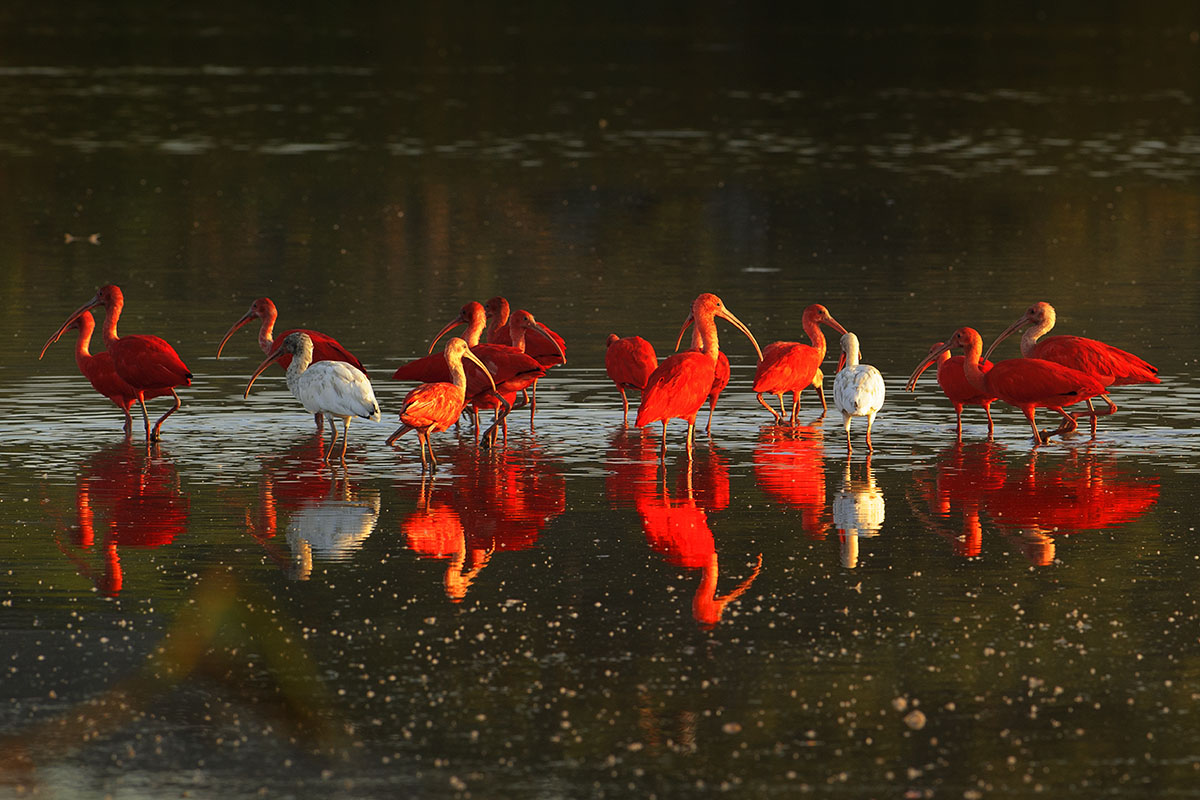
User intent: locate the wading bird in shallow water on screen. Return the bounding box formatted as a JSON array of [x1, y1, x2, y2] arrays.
[[833, 332, 885, 454], [605, 334, 658, 425], [41, 284, 192, 442], [245, 332, 381, 464], [908, 327, 1106, 446], [388, 338, 497, 470], [216, 297, 367, 432], [38, 310, 172, 437], [984, 301, 1159, 437], [637, 293, 763, 460], [752, 304, 847, 424], [908, 341, 997, 441], [688, 326, 730, 435]]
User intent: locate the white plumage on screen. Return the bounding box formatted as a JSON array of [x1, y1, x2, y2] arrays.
[[245, 331, 381, 463], [832, 461, 885, 568], [833, 332, 885, 454]]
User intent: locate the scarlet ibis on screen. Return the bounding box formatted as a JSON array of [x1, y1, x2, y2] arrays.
[[833, 332, 886, 454], [908, 341, 997, 440], [38, 310, 171, 436], [687, 326, 731, 435], [636, 293, 764, 459], [387, 337, 497, 469], [396, 301, 548, 444], [483, 296, 567, 367], [908, 327, 1107, 446], [506, 308, 567, 424], [41, 284, 192, 442], [216, 297, 367, 432], [752, 304, 847, 424], [605, 334, 658, 425], [245, 332, 381, 464], [984, 301, 1159, 436]]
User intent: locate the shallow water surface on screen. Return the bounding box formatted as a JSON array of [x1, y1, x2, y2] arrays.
[[1, 5, 1199, 799]]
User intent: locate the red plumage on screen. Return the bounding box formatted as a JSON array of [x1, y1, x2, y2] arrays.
[[217, 297, 366, 377], [908, 342, 998, 439], [1026, 335, 1158, 387], [752, 304, 846, 423], [484, 296, 567, 367], [605, 334, 658, 424], [635, 351, 715, 430]]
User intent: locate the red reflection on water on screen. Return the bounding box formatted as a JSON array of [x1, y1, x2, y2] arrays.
[[911, 443, 1159, 564], [632, 452, 761, 629], [54, 441, 189, 596], [752, 424, 829, 539], [984, 451, 1160, 565], [401, 442, 565, 601], [604, 427, 660, 510]]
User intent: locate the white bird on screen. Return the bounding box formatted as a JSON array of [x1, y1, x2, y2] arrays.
[[832, 332, 885, 454], [832, 460, 885, 568], [245, 331, 382, 463]]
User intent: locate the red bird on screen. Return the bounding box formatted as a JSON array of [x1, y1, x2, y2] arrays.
[[604, 334, 658, 425], [41, 285, 192, 442], [985, 301, 1159, 436], [38, 310, 172, 436], [216, 297, 367, 432], [636, 293, 763, 459], [505, 308, 566, 425], [909, 327, 1107, 446], [483, 296, 567, 367], [908, 341, 998, 440], [387, 338, 497, 469], [685, 325, 730, 435], [752, 304, 847, 424], [393, 301, 548, 444]]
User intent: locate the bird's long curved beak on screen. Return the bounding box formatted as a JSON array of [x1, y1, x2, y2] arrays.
[[463, 348, 497, 394], [428, 314, 467, 355], [716, 307, 765, 362], [907, 343, 945, 389], [906, 341, 954, 392], [824, 313, 850, 338], [244, 342, 287, 398], [673, 314, 695, 353], [39, 294, 102, 360], [530, 322, 566, 363], [982, 315, 1028, 364], [216, 310, 258, 360]]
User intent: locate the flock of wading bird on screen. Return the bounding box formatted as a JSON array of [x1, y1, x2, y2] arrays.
[[37, 286, 1159, 467]]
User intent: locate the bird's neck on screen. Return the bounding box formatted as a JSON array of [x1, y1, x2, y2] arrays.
[[447, 355, 470, 400], [486, 308, 509, 342], [100, 300, 122, 347], [463, 313, 486, 347], [257, 312, 278, 354], [74, 325, 93, 368], [285, 341, 314, 393], [1020, 322, 1050, 358], [509, 322, 527, 352], [960, 340, 988, 394], [695, 318, 720, 361], [803, 318, 826, 358]]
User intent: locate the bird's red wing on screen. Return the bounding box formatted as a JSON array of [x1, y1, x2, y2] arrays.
[[988, 359, 1106, 409], [752, 342, 819, 393], [605, 337, 658, 390], [80, 353, 140, 408], [281, 328, 368, 376], [400, 384, 463, 432], [710, 351, 731, 399], [1035, 335, 1159, 386], [525, 324, 567, 366], [471, 344, 545, 394], [635, 352, 714, 427], [937, 356, 996, 406], [110, 336, 192, 390], [392, 353, 451, 383]]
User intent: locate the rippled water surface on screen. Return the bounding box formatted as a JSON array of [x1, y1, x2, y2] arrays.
[[2, 4, 1199, 798]]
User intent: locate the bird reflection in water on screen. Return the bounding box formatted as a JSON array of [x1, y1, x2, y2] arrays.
[[633, 449, 762, 629], [908, 441, 1008, 558], [910, 443, 1159, 565], [246, 436, 379, 580], [832, 458, 885, 568], [402, 441, 565, 601], [752, 424, 829, 539], [51, 441, 189, 596]]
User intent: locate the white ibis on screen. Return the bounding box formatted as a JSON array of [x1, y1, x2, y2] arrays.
[[832, 332, 885, 454], [245, 332, 381, 464]]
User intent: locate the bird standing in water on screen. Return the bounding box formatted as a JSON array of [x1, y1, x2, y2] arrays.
[[833, 332, 885, 454]]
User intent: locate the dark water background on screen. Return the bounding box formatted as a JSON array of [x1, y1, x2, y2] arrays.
[[1, 3, 1198, 798]]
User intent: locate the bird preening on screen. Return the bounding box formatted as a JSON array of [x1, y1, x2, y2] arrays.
[[37, 288, 1159, 463]]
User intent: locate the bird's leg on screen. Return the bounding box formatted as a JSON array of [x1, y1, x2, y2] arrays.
[[984, 405, 995, 439], [1024, 409, 1047, 446], [619, 386, 629, 426], [428, 432, 439, 469], [816, 385, 828, 415], [324, 415, 340, 462], [686, 418, 696, 461], [314, 412, 324, 433], [339, 418, 351, 464], [866, 412, 876, 453], [529, 378, 539, 428], [659, 421, 668, 461], [844, 417, 853, 454], [777, 395, 787, 419], [955, 408, 964, 442], [138, 395, 152, 442], [151, 390, 182, 442], [122, 407, 133, 438], [756, 393, 783, 423], [789, 392, 800, 425], [416, 431, 428, 470], [705, 399, 716, 435]]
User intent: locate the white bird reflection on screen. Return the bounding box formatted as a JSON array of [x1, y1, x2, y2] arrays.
[[832, 459, 885, 568], [284, 480, 380, 581]]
